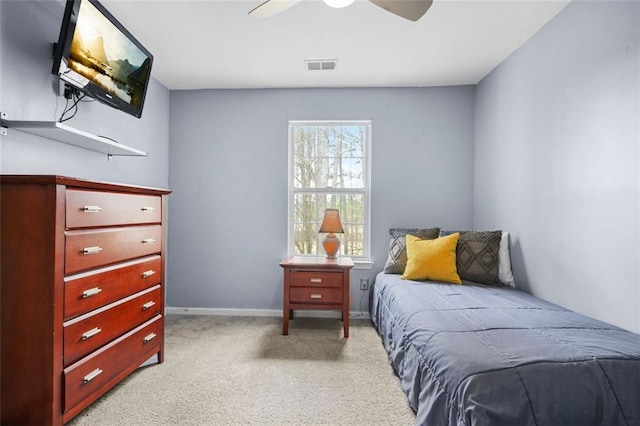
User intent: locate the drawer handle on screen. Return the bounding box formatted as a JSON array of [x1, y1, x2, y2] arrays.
[[81, 205, 102, 213], [81, 327, 102, 340], [142, 270, 156, 278], [141, 206, 156, 212], [83, 368, 103, 383], [310, 294, 323, 299], [310, 278, 322, 283], [143, 332, 157, 343], [82, 287, 102, 298], [82, 246, 102, 255], [141, 238, 156, 245], [142, 301, 156, 311]]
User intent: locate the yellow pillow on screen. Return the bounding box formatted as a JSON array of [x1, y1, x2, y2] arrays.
[[401, 233, 462, 284]]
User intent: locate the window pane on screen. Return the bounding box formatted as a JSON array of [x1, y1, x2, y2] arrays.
[[293, 193, 319, 255], [342, 125, 364, 158], [342, 224, 364, 257], [293, 222, 318, 255], [293, 192, 364, 257], [340, 157, 364, 189], [339, 193, 364, 257], [293, 123, 366, 189]]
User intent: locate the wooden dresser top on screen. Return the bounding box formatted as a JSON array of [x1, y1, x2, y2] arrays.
[[1, 175, 171, 195]]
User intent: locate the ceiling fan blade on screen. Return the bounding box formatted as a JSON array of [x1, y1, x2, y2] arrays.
[[249, 0, 303, 20], [369, 0, 433, 21]]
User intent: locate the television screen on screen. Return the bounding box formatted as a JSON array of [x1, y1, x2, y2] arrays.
[[53, 0, 153, 119]]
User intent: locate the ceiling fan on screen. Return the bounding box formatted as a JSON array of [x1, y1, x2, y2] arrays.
[[249, 0, 433, 22]]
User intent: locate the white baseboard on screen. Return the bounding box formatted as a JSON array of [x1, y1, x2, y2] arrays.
[[165, 306, 370, 320]]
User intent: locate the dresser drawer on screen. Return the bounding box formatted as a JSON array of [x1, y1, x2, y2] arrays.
[[66, 190, 161, 228], [63, 286, 162, 366], [290, 271, 343, 288], [63, 315, 163, 413], [290, 287, 342, 304], [64, 256, 162, 320], [65, 225, 162, 274]]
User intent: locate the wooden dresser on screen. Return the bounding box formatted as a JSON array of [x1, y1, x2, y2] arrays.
[[0, 175, 171, 425]]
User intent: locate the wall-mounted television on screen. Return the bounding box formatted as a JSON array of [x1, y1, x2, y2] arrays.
[[52, 0, 153, 119]]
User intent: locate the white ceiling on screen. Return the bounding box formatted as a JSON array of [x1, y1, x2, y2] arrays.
[[102, 0, 570, 90]]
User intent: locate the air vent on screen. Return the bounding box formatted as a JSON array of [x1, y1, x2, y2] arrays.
[[305, 59, 338, 71]]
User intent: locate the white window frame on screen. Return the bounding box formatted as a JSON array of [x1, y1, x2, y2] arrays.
[[287, 120, 372, 266]]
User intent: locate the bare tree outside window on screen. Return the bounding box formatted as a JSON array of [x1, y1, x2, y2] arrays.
[[289, 121, 370, 259]]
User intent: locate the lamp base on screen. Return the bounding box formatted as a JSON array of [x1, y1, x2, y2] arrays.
[[322, 233, 341, 259]]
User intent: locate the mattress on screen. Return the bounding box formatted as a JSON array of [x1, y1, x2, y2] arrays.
[[371, 272, 640, 426]]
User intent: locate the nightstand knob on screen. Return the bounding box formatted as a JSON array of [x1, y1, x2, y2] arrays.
[[310, 294, 322, 299], [310, 278, 322, 283]]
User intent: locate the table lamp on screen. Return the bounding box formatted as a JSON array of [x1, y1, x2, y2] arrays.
[[319, 208, 344, 259]]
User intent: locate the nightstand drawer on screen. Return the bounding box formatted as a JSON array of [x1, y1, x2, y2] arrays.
[[290, 287, 342, 304], [290, 271, 342, 287]]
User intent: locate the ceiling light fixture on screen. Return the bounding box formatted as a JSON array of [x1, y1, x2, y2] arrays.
[[323, 0, 355, 8]]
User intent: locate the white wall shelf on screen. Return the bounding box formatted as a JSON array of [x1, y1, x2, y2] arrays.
[[0, 113, 147, 157]]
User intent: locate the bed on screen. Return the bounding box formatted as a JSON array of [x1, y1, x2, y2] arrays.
[[371, 229, 640, 426]]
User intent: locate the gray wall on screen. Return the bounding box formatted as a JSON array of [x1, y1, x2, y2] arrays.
[[168, 87, 475, 312], [0, 0, 170, 189], [474, 0, 640, 333]]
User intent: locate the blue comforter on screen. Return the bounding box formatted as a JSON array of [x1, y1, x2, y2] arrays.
[[371, 272, 640, 426]]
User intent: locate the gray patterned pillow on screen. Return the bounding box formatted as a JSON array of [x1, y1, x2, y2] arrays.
[[440, 230, 502, 285], [384, 227, 440, 274]]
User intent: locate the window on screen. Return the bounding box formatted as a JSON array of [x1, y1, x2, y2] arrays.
[[288, 120, 371, 261]]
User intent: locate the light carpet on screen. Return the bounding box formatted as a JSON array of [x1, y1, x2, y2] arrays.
[[68, 315, 416, 425]]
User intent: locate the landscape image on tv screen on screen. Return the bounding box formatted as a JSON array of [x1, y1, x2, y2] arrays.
[[66, 0, 151, 108]]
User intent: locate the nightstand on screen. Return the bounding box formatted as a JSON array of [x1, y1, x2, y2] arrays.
[[279, 256, 354, 338]]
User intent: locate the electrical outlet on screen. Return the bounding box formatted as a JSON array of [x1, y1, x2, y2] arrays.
[[360, 278, 369, 291]]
